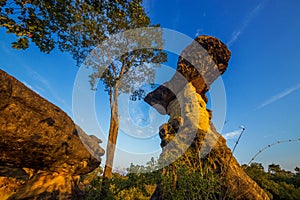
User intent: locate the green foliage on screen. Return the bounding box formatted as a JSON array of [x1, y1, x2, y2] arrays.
[[1, 0, 74, 53], [84, 158, 160, 200], [83, 157, 226, 200], [243, 163, 300, 199], [84, 163, 300, 199], [0, 0, 167, 67], [155, 157, 225, 200], [160, 167, 222, 200]]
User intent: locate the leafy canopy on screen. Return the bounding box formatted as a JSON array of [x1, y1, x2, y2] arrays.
[[0, 0, 166, 67]]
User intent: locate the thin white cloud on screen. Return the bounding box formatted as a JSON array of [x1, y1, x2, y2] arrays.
[[223, 129, 241, 140], [25, 66, 53, 94], [22, 81, 40, 95], [227, 0, 268, 47], [228, 31, 241, 46], [195, 28, 203, 37], [24, 65, 72, 113], [256, 83, 300, 110], [22, 81, 33, 90]]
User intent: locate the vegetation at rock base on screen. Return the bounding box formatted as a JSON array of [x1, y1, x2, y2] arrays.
[[82, 158, 160, 200], [158, 166, 223, 200], [80, 158, 300, 200], [82, 158, 224, 200]]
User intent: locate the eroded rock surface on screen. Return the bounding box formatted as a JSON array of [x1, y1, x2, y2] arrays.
[[0, 69, 104, 199], [145, 36, 269, 200]]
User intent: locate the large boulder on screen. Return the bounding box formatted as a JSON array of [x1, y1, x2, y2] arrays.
[[145, 36, 270, 200], [0, 69, 104, 199]]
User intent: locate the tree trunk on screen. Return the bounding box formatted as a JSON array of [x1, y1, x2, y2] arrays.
[[103, 102, 119, 178], [101, 87, 119, 197]]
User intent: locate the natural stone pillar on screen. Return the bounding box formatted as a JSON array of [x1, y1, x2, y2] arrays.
[[145, 36, 269, 200]]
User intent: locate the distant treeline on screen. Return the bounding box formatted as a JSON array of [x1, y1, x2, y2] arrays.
[[243, 163, 300, 199]]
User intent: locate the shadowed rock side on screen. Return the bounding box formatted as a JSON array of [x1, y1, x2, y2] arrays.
[[0, 69, 104, 199], [145, 36, 269, 200], [76, 125, 105, 163]]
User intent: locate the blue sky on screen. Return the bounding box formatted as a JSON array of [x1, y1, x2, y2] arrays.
[[1, 0, 300, 171]]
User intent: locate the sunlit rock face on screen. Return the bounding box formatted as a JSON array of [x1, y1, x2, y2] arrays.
[[145, 36, 270, 200], [144, 36, 231, 113], [0, 69, 104, 199]]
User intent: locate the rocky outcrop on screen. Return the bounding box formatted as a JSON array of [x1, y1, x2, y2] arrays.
[[0, 69, 104, 199], [145, 36, 269, 199], [76, 125, 105, 164], [145, 36, 230, 115]]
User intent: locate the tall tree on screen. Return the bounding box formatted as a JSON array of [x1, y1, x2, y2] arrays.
[[86, 2, 167, 179], [1, 0, 166, 180]]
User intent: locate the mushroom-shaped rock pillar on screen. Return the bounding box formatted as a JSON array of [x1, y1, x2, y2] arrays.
[[144, 36, 269, 200]]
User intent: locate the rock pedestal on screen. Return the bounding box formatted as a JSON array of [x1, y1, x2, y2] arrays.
[[145, 36, 269, 200]]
